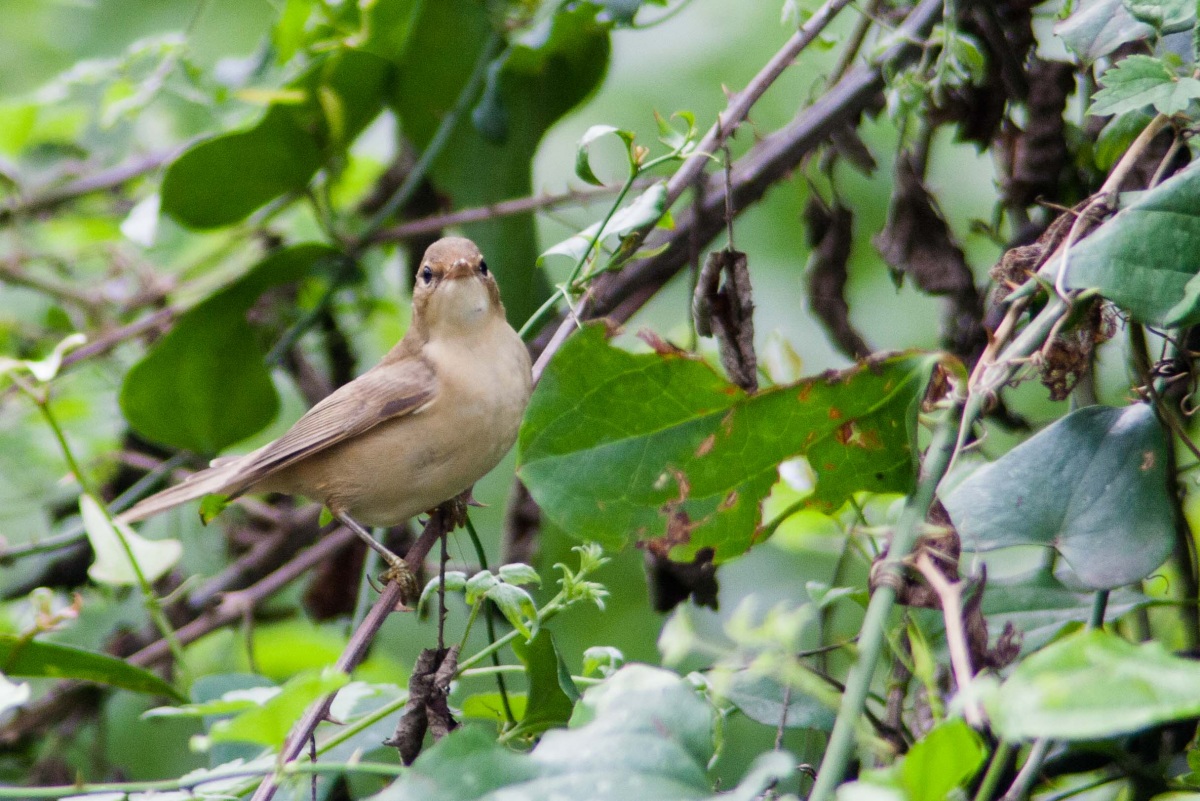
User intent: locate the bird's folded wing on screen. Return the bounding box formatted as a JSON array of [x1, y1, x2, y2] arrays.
[[224, 354, 438, 493]]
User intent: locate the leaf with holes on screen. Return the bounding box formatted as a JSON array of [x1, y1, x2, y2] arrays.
[[943, 404, 1172, 589], [518, 324, 935, 562]]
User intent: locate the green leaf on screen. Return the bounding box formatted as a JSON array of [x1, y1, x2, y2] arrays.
[[539, 181, 668, 265], [162, 48, 391, 228], [717, 670, 836, 732], [375, 665, 724, 800], [464, 570, 500, 605], [1047, 162, 1200, 327], [987, 629, 1200, 740], [518, 324, 934, 561], [574, 124, 635, 185], [943, 404, 1172, 589], [144, 684, 278, 719], [1090, 55, 1200, 116], [417, 571, 468, 613], [485, 583, 539, 641], [390, 2, 610, 325], [0, 333, 86, 384], [202, 668, 349, 747], [899, 719, 986, 801], [461, 691, 527, 723], [80, 494, 182, 585], [1095, 110, 1155, 170], [497, 563, 541, 587], [582, 646, 625, 678], [120, 244, 338, 453], [0, 634, 182, 700], [1055, 0, 1154, 62], [510, 630, 578, 738], [1122, 0, 1195, 30], [979, 572, 1152, 655]]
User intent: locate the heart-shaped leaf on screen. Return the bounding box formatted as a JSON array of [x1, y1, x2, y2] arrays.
[[943, 404, 1173, 589]]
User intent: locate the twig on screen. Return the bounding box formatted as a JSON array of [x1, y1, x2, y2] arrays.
[[533, 0, 944, 355], [0, 495, 319, 749], [1000, 739, 1051, 801], [249, 506, 455, 801], [367, 183, 637, 245], [912, 553, 983, 726], [0, 150, 176, 224], [529, 0, 942, 378]]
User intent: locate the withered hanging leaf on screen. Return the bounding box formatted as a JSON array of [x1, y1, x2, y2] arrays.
[[874, 154, 986, 361], [385, 646, 459, 764], [645, 546, 719, 613], [930, 1, 1037, 145], [1002, 59, 1075, 207], [874, 154, 974, 295], [693, 249, 758, 392], [803, 196, 872, 360]]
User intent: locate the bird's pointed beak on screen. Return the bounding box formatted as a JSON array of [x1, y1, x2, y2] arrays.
[[446, 259, 476, 280]]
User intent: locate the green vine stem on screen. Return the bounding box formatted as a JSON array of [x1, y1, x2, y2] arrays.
[[12, 376, 187, 671], [808, 395, 963, 801]]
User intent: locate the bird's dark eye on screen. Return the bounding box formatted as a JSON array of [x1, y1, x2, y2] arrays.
[[479, 260, 489, 276], [420, 265, 433, 284]]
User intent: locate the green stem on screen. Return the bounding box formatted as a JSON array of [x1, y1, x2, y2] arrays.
[[807, 399, 963, 801], [517, 173, 638, 340], [1089, 591, 1109, 630], [25, 384, 186, 671], [973, 740, 1014, 801], [463, 515, 516, 725]]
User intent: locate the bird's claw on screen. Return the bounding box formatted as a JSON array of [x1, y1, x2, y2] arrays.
[[379, 555, 419, 603]]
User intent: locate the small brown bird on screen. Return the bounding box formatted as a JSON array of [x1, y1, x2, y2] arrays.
[[121, 237, 532, 577]]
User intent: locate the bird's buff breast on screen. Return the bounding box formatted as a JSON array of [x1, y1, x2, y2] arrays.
[[268, 323, 531, 526]]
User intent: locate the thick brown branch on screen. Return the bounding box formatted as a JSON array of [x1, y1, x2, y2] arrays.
[[534, 0, 943, 347]]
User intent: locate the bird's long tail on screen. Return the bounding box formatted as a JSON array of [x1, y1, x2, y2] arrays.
[[117, 459, 243, 524]]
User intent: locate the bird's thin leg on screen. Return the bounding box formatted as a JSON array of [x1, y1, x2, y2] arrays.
[[332, 511, 417, 600]]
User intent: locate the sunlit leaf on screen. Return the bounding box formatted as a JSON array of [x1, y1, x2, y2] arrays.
[[538, 181, 667, 264], [162, 49, 390, 228], [899, 719, 986, 801], [200, 668, 349, 748], [519, 324, 934, 561], [574, 124, 635, 185], [0, 333, 87, 383], [81, 494, 182, 585]]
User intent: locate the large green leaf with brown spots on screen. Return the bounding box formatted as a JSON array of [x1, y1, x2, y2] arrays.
[[517, 324, 936, 561]]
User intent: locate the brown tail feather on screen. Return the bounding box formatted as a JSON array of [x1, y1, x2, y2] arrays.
[[117, 462, 242, 524]]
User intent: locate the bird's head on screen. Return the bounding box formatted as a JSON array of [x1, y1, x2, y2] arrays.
[[411, 237, 505, 339]]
